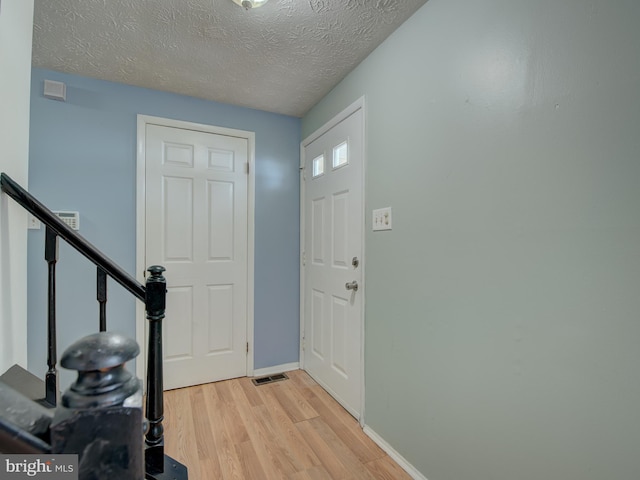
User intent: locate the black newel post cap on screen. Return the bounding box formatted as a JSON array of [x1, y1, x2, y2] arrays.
[[60, 332, 141, 409], [147, 265, 166, 279], [61, 332, 139, 372]]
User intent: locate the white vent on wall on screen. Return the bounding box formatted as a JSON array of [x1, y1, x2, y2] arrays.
[[43, 79, 66, 101], [54, 211, 80, 231]]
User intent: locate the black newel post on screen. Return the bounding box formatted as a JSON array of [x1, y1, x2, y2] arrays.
[[45, 227, 59, 406], [144, 266, 166, 469], [97, 267, 107, 331], [144, 265, 188, 480]]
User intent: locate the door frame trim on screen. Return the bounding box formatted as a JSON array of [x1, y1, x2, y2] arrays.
[[135, 114, 256, 383], [299, 97, 366, 424]]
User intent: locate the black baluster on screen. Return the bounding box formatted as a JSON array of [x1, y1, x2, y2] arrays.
[[45, 227, 59, 406], [97, 267, 107, 331]]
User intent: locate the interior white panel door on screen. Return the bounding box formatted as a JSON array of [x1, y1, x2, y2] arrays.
[[303, 108, 363, 418], [146, 124, 248, 390]]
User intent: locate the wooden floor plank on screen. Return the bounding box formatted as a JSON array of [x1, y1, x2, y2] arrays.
[[214, 379, 237, 405], [231, 385, 292, 479], [258, 386, 322, 470], [163, 370, 412, 480], [288, 369, 319, 388], [279, 379, 321, 420], [197, 457, 224, 480], [295, 419, 350, 479], [238, 376, 263, 407], [236, 440, 269, 480], [304, 386, 385, 464], [202, 385, 244, 479], [167, 387, 203, 479], [306, 465, 334, 480], [252, 403, 304, 477], [269, 381, 319, 423], [289, 464, 333, 480], [307, 417, 378, 480], [189, 385, 218, 461], [365, 456, 414, 480], [220, 391, 250, 445]]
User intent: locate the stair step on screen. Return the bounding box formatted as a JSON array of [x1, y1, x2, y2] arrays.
[[0, 364, 51, 408], [0, 377, 53, 453]]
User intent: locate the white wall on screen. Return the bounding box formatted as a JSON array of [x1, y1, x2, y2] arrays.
[[0, 0, 34, 373], [304, 0, 640, 479]]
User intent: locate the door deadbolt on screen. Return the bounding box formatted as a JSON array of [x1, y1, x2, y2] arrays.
[[352, 257, 359, 268]]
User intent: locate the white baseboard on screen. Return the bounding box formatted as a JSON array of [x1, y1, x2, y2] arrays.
[[363, 425, 428, 480], [253, 362, 300, 377]]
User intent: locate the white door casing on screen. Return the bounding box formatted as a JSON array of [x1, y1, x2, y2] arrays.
[[136, 115, 255, 390], [301, 99, 365, 419]]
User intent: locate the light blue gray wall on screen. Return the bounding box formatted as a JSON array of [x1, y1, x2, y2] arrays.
[[304, 0, 640, 479], [28, 68, 301, 386]]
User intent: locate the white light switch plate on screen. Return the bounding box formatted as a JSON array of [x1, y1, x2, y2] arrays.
[[372, 207, 392, 231], [28, 214, 41, 230]]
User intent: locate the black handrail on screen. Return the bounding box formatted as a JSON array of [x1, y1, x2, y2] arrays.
[[0, 173, 144, 301]]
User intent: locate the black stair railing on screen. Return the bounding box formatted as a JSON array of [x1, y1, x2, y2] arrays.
[[0, 172, 187, 480]]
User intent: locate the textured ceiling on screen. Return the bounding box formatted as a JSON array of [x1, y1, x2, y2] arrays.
[[32, 0, 428, 117]]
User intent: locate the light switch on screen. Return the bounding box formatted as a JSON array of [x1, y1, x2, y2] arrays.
[[28, 214, 41, 230], [372, 207, 392, 231]]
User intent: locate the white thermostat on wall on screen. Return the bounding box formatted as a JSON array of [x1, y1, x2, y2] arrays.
[[54, 211, 80, 231]]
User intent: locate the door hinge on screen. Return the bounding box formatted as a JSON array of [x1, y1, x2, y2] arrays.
[[302, 251, 306, 267], [246, 162, 249, 174], [246, 342, 249, 354], [302, 337, 306, 351]]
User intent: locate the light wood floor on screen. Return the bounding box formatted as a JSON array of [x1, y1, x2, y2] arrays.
[[163, 369, 412, 480]]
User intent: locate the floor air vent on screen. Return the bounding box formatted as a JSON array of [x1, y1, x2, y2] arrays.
[[252, 373, 288, 386]]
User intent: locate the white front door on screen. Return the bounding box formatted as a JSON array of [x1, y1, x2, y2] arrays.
[[145, 123, 249, 390], [302, 104, 364, 418]]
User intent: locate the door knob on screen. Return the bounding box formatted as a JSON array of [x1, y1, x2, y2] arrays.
[[345, 281, 358, 292]]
